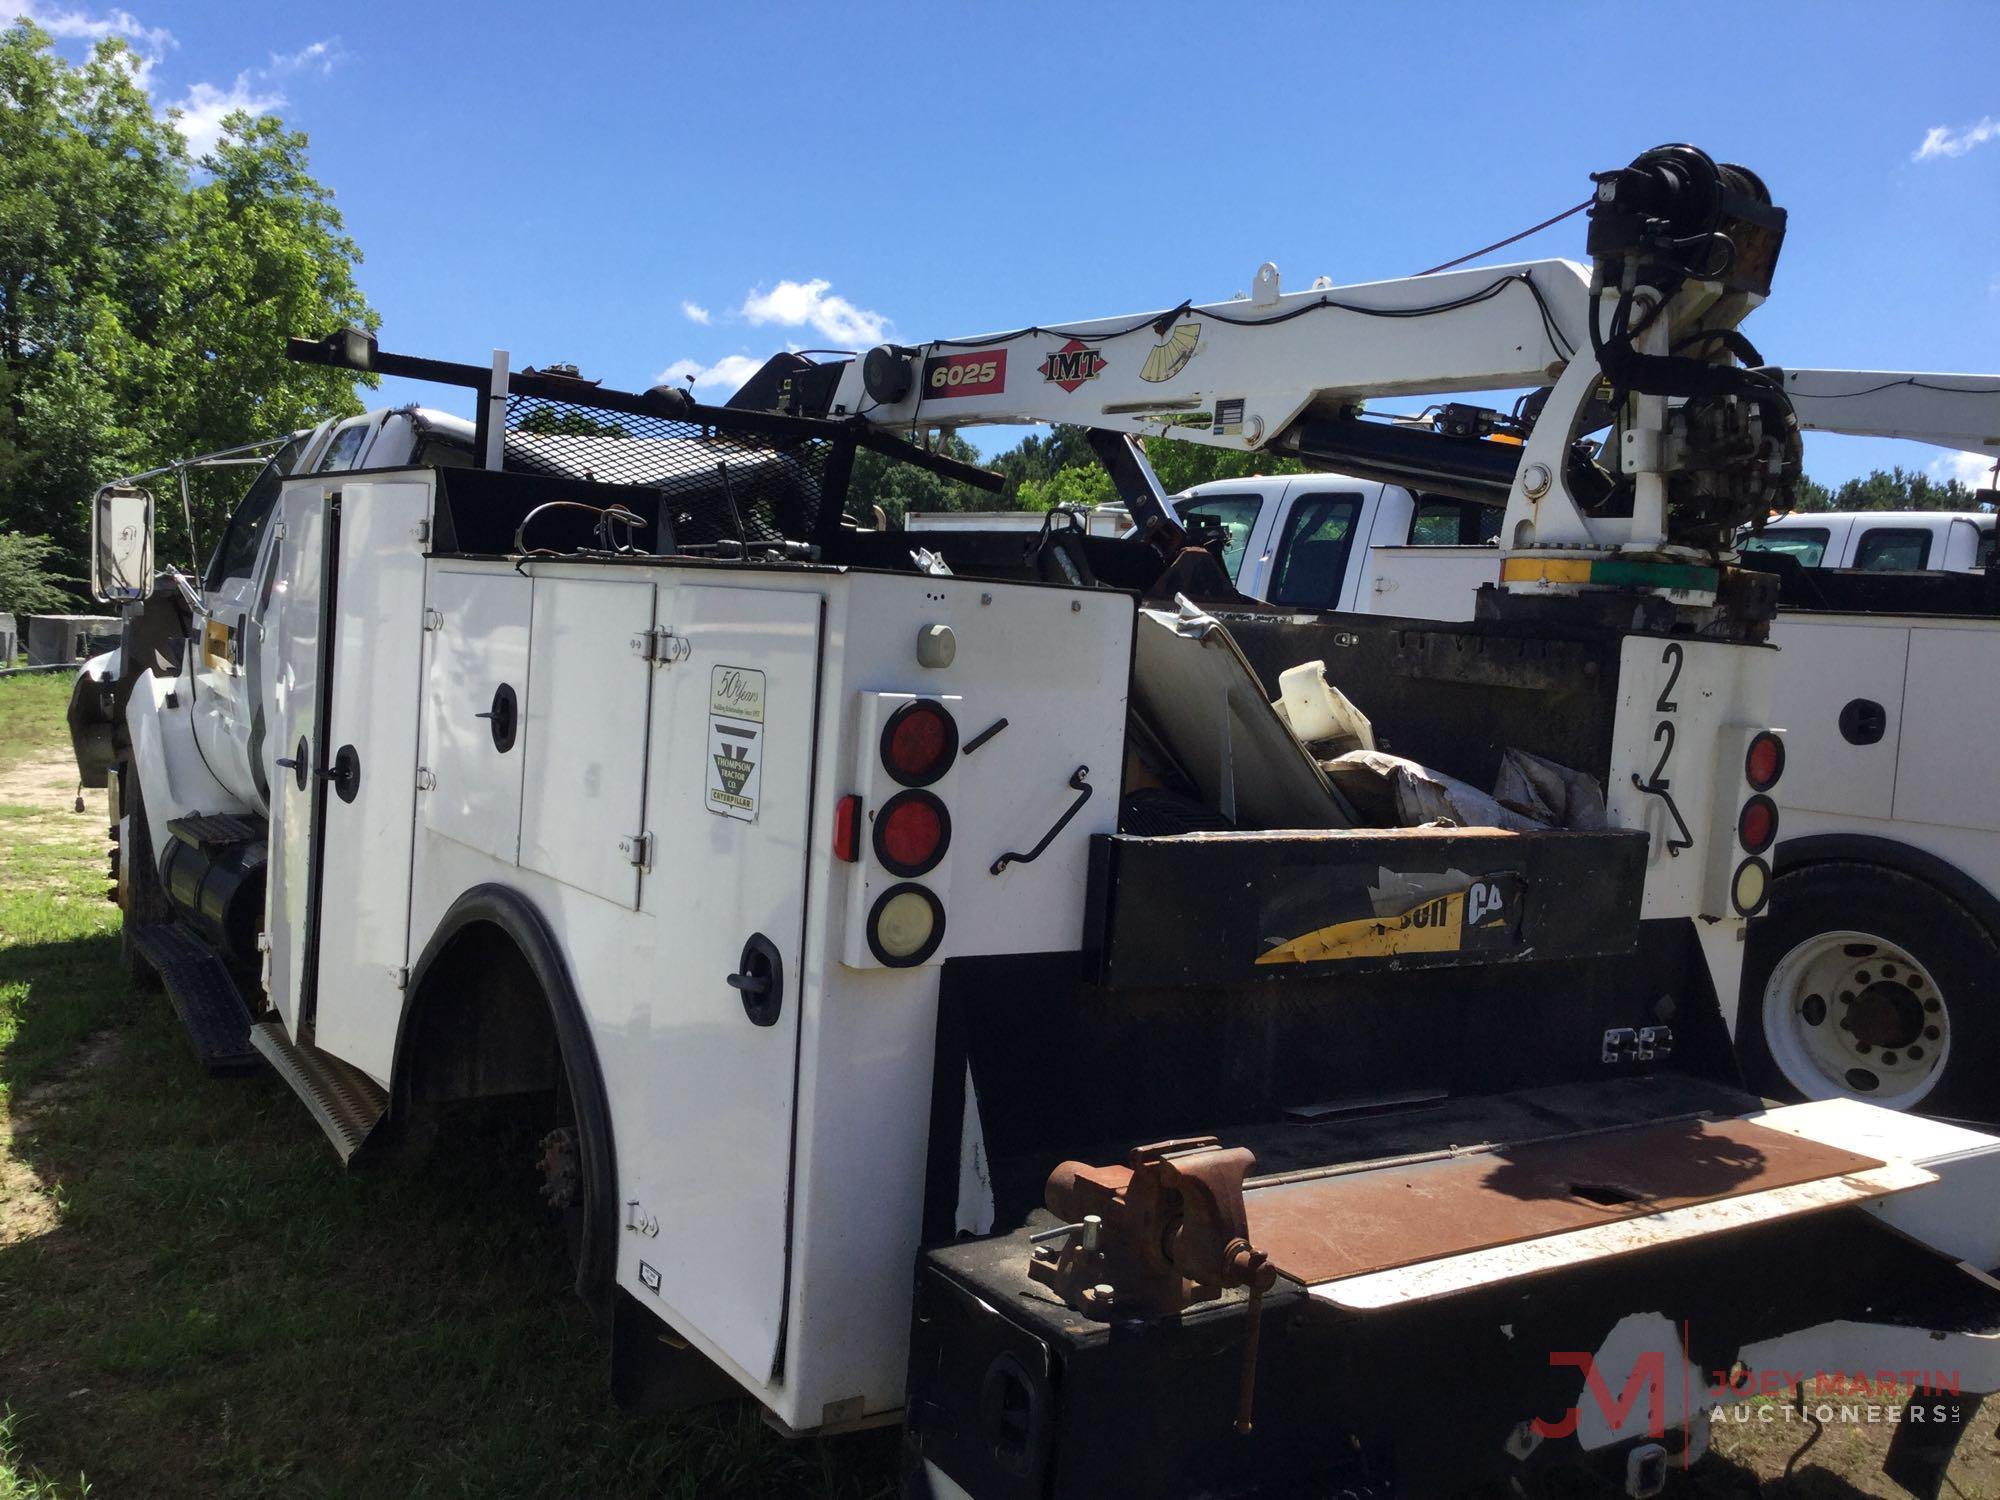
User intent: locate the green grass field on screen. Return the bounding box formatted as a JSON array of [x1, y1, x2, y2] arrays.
[[0, 673, 1992, 1498]]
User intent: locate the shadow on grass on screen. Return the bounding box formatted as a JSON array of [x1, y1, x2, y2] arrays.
[[0, 933, 899, 1500]]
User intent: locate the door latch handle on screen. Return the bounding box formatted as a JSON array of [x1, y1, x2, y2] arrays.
[[991, 766, 1092, 875]]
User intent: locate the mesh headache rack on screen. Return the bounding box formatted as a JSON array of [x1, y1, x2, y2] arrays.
[[286, 329, 998, 557]]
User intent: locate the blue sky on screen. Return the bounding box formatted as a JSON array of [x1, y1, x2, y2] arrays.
[[15, 0, 2000, 488]]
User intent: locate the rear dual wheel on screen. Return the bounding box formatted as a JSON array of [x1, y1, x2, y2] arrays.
[[1739, 864, 1998, 1119]]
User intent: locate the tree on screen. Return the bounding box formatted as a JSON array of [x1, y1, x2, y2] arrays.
[[0, 22, 373, 570], [1791, 466, 1985, 514], [0, 530, 73, 613], [846, 431, 991, 529]]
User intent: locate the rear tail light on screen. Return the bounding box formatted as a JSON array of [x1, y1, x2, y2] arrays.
[[1745, 731, 1785, 791], [881, 700, 958, 787], [874, 789, 951, 877], [868, 883, 945, 966], [1731, 856, 1771, 917], [1737, 794, 1777, 855]]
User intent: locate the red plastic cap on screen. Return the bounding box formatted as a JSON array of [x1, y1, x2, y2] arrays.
[[1745, 731, 1785, 791], [874, 789, 951, 877], [833, 794, 862, 862], [881, 700, 958, 787]]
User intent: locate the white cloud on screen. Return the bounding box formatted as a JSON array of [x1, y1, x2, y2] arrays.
[[654, 354, 765, 392], [680, 301, 712, 326], [1914, 116, 2000, 161], [1930, 449, 1999, 490], [267, 38, 343, 76], [169, 73, 285, 156], [739, 278, 887, 347], [5, 1, 171, 54]]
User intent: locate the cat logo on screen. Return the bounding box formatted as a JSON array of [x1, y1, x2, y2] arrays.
[[1140, 323, 1200, 383], [1040, 339, 1106, 393], [1255, 876, 1521, 965]]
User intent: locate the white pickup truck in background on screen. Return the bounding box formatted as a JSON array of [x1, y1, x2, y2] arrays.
[[1168, 476, 2000, 1120]]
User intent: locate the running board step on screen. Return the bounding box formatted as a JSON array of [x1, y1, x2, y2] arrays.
[[127, 923, 261, 1075], [247, 1019, 389, 1164]]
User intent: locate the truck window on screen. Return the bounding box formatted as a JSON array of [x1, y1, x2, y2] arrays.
[[202, 437, 306, 590], [1975, 525, 1994, 570], [1741, 526, 1829, 567], [1177, 495, 1263, 582], [1852, 527, 1932, 571], [1409, 495, 1502, 546], [1267, 493, 1362, 609], [315, 421, 370, 473]]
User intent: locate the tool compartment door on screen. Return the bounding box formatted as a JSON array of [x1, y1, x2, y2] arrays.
[[309, 480, 432, 1081], [630, 581, 823, 1381]]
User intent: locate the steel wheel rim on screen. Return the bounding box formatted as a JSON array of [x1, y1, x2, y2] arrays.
[[1760, 928, 1949, 1110]]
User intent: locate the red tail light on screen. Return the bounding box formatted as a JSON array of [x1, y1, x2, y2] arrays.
[[1737, 794, 1777, 855], [881, 700, 958, 787], [874, 790, 951, 876], [1745, 731, 1785, 791]]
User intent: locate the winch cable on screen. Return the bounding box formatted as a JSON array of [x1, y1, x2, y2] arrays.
[[1410, 196, 1594, 277]]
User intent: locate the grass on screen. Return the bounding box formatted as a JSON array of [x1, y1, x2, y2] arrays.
[[0, 674, 1994, 1497]]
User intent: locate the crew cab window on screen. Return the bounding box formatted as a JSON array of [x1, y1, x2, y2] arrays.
[[1409, 495, 1502, 546], [1741, 527, 1829, 567], [1177, 494, 1263, 582], [1267, 493, 1362, 609], [1978, 526, 1996, 570], [315, 421, 370, 473], [1853, 527, 1932, 571], [202, 437, 305, 590]]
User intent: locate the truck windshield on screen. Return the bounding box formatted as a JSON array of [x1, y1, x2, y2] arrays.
[[1741, 526, 1829, 567], [1178, 495, 1263, 581], [203, 437, 307, 590]]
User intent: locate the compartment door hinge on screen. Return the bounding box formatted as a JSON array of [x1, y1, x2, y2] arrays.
[[630, 627, 690, 665], [620, 831, 654, 871]]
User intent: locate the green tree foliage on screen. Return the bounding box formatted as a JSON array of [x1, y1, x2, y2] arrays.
[[0, 531, 73, 613], [0, 22, 374, 570], [846, 431, 991, 529], [1791, 465, 1988, 514]]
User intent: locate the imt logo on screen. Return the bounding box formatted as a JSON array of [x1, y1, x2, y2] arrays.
[[1040, 338, 1106, 393]]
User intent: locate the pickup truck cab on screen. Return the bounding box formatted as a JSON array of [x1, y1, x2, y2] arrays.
[[1173, 474, 1497, 618], [1741, 508, 1995, 572]]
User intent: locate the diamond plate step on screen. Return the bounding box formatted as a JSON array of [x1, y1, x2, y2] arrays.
[[247, 1019, 389, 1165], [164, 812, 265, 849], [126, 922, 262, 1075]]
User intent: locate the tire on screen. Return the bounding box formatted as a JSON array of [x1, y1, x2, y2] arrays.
[[118, 768, 172, 991], [1738, 862, 2000, 1118]]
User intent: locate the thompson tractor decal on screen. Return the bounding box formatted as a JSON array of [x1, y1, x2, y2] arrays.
[[921, 350, 1007, 399], [1040, 338, 1107, 393], [1140, 322, 1201, 383], [1256, 872, 1523, 964]]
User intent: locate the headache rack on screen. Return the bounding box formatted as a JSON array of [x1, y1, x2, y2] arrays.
[[286, 328, 999, 557]]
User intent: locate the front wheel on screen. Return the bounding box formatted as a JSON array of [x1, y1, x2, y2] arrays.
[[118, 766, 171, 991], [1739, 863, 1999, 1117]]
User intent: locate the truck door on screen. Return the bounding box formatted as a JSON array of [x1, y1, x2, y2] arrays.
[[264, 479, 432, 1072], [628, 581, 823, 1382]]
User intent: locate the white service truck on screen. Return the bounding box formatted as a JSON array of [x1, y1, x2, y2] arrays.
[[72, 147, 2000, 1499]]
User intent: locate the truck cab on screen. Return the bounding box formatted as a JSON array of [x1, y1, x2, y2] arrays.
[[1741, 508, 1996, 572], [1173, 474, 1500, 619]]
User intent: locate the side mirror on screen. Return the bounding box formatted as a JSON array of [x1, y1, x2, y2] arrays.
[[92, 484, 154, 602]]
